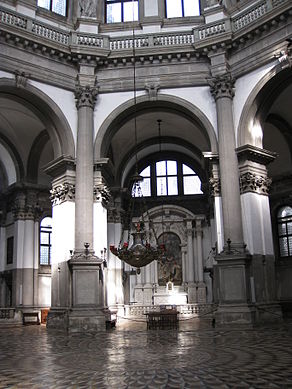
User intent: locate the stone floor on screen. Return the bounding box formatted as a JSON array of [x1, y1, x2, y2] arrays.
[[0, 317, 292, 388]]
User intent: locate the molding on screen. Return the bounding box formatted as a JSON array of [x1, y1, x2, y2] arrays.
[[236, 144, 277, 165]]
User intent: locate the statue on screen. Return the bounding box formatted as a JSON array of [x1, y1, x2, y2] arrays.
[[79, 0, 97, 18]]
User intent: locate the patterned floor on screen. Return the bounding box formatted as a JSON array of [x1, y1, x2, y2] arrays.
[[0, 318, 291, 388]]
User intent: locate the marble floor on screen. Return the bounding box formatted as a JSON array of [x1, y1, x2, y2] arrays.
[[0, 318, 292, 388]]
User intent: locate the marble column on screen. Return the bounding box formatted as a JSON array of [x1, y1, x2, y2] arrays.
[[209, 74, 253, 325], [195, 217, 206, 303], [186, 220, 196, 303], [209, 74, 244, 249], [74, 84, 98, 252], [68, 84, 104, 332]]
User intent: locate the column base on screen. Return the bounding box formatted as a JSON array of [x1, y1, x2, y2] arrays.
[[47, 307, 106, 332], [187, 283, 197, 303], [197, 282, 207, 303], [215, 303, 256, 326]]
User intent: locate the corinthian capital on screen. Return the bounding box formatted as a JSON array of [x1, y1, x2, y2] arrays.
[[75, 84, 98, 109], [209, 73, 235, 100]]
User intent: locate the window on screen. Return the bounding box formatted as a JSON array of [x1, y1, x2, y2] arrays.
[[6, 237, 13, 265], [165, 0, 200, 18], [40, 217, 52, 265], [106, 0, 138, 23], [132, 160, 203, 197], [277, 206, 292, 257], [37, 0, 67, 16]]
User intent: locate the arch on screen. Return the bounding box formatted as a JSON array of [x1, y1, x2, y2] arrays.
[[237, 65, 292, 148], [0, 78, 75, 159], [0, 133, 24, 184], [94, 93, 218, 160], [27, 130, 50, 183]]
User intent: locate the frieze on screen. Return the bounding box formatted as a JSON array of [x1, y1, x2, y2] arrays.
[[50, 183, 75, 205], [209, 73, 235, 100], [240, 172, 272, 195]]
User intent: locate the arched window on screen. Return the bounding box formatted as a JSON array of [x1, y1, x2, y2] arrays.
[[37, 0, 67, 16], [40, 217, 52, 265], [165, 0, 200, 18], [277, 206, 292, 257], [105, 0, 139, 23], [132, 160, 203, 197]]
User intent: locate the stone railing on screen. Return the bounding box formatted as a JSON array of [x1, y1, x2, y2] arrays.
[[153, 32, 194, 46], [0, 308, 15, 319], [232, 1, 268, 31], [196, 20, 228, 41], [110, 36, 149, 50], [0, 8, 27, 29], [123, 304, 214, 318], [32, 21, 69, 45], [76, 33, 105, 48], [0, 0, 290, 55]]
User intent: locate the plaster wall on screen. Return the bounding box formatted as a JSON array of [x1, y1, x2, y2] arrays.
[[241, 192, 274, 256], [165, 87, 218, 137], [30, 80, 78, 148], [51, 201, 75, 264], [144, 0, 158, 16], [93, 202, 107, 255], [234, 62, 276, 146], [38, 273, 51, 307], [94, 91, 143, 140]]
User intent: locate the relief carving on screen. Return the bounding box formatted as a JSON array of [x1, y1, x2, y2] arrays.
[[50, 183, 75, 205], [240, 172, 272, 195], [79, 0, 97, 18]]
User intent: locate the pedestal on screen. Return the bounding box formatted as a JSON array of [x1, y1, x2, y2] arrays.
[[214, 249, 254, 325], [68, 251, 106, 332]]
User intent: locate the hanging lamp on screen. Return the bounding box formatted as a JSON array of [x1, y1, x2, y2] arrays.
[[109, 12, 165, 272]]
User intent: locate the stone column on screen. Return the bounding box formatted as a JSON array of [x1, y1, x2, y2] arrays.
[[74, 84, 97, 252], [186, 220, 196, 303], [68, 84, 104, 332], [195, 217, 206, 303], [209, 74, 253, 325], [209, 74, 244, 249]]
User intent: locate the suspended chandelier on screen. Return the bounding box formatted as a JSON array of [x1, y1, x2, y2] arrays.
[[109, 14, 165, 271], [110, 174, 165, 272]]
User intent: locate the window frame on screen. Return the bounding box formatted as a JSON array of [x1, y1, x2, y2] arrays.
[[132, 158, 203, 198], [165, 0, 201, 18], [37, 0, 67, 17], [105, 0, 139, 24], [40, 217, 52, 266], [277, 206, 292, 259]]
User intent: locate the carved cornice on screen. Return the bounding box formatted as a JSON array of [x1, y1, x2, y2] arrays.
[[209, 177, 221, 197], [12, 193, 43, 221], [240, 172, 272, 195], [236, 144, 277, 166], [75, 84, 98, 109], [209, 73, 235, 100], [50, 183, 75, 205]]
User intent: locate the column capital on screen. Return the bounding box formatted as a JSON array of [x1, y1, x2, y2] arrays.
[[209, 73, 235, 100], [50, 183, 75, 205], [75, 84, 98, 109], [240, 172, 272, 196], [209, 177, 221, 197]]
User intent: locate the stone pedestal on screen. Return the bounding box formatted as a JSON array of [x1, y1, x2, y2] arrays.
[[197, 282, 207, 303], [67, 249, 106, 332], [188, 283, 197, 303], [214, 249, 254, 325]]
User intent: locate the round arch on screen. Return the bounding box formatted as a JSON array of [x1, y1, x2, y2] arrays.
[[0, 78, 75, 159], [94, 93, 218, 160], [237, 65, 292, 148]]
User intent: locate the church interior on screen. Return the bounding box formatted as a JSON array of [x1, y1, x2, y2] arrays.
[[0, 0, 292, 335]]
